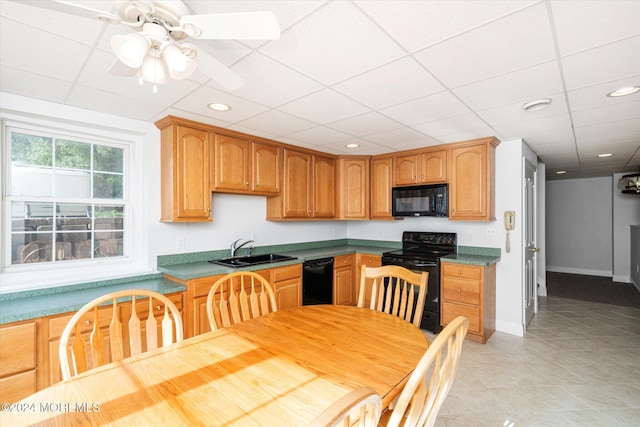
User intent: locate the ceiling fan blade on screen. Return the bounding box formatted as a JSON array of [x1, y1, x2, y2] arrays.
[[18, 0, 121, 23], [180, 12, 280, 40], [107, 60, 138, 77], [194, 50, 245, 90]]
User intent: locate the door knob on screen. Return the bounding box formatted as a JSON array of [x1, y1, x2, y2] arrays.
[[529, 247, 541, 252]]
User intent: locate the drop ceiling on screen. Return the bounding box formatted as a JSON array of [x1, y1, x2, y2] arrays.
[[1, 0, 638, 180]]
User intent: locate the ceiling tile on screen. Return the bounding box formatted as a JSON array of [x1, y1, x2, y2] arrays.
[[0, 66, 71, 103], [452, 61, 564, 111], [65, 85, 168, 121], [356, 0, 536, 52], [550, 0, 640, 56], [413, 2, 556, 87], [380, 91, 471, 125], [571, 100, 640, 127], [235, 109, 316, 136], [412, 114, 491, 138], [364, 127, 440, 146], [574, 117, 640, 140], [285, 126, 352, 144], [331, 56, 444, 109], [229, 53, 322, 107], [259, 1, 405, 85], [277, 88, 370, 124], [327, 112, 402, 136], [561, 36, 640, 90], [567, 75, 640, 111], [172, 85, 270, 123]]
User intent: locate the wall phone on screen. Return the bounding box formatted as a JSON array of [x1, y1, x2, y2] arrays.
[[504, 211, 515, 253]]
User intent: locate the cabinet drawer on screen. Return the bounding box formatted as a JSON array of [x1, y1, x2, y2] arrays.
[[49, 303, 124, 339], [442, 301, 481, 334], [130, 292, 183, 318], [442, 277, 481, 305], [334, 254, 354, 267], [442, 263, 482, 280], [360, 254, 381, 267], [0, 370, 36, 402], [192, 275, 224, 298], [0, 323, 36, 377], [272, 263, 301, 282]]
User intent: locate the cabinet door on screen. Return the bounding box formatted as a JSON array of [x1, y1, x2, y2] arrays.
[[313, 155, 336, 218], [0, 322, 37, 401], [449, 144, 488, 219], [334, 254, 355, 306], [213, 133, 249, 192], [339, 158, 369, 219], [419, 149, 447, 183], [282, 150, 313, 218], [394, 154, 418, 185], [371, 157, 393, 219], [166, 126, 212, 221], [275, 278, 301, 310], [252, 142, 281, 194]]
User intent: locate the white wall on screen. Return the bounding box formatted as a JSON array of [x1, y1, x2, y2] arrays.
[[612, 173, 640, 283], [546, 177, 613, 276]]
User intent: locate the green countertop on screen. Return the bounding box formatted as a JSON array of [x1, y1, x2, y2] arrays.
[[0, 275, 186, 324], [158, 244, 396, 280], [440, 253, 501, 266]]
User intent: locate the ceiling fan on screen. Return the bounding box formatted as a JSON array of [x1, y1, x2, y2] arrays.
[[18, 0, 281, 91]]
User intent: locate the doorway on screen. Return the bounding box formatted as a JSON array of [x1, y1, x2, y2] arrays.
[[524, 158, 538, 327]]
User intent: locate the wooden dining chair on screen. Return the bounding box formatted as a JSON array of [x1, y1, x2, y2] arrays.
[[357, 265, 428, 328], [381, 316, 469, 427], [206, 271, 278, 330], [59, 289, 183, 380], [310, 386, 382, 427]]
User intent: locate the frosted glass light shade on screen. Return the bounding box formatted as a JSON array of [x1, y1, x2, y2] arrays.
[[140, 54, 168, 84], [163, 44, 196, 80], [111, 33, 149, 68]]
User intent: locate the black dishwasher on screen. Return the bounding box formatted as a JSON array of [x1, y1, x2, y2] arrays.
[[302, 257, 334, 305]]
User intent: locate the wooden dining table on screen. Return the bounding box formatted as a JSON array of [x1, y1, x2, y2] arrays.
[[1, 305, 429, 426]]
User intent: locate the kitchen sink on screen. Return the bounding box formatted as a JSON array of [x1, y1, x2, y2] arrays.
[[209, 253, 297, 268]]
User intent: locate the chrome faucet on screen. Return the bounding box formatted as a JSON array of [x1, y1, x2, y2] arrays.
[[230, 238, 254, 258]]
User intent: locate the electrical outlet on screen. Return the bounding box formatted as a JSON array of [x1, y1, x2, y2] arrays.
[[486, 228, 500, 236], [176, 236, 184, 250]]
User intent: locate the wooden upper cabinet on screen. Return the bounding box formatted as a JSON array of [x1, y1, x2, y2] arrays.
[[252, 142, 281, 194], [267, 148, 335, 220], [213, 133, 250, 192], [212, 133, 281, 195], [370, 156, 393, 219], [337, 157, 369, 220], [394, 149, 447, 186], [448, 137, 499, 221], [156, 117, 212, 222], [313, 155, 336, 218]]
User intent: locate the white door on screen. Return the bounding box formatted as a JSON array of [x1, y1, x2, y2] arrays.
[[524, 158, 538, 327]]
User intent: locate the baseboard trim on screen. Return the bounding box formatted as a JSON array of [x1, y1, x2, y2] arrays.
[[612, 274, 631, 284], [546, 266, 611, 277], [496, 320, 523, 337]]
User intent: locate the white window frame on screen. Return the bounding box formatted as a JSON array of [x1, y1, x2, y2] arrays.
[[1, 104, 150, 292]]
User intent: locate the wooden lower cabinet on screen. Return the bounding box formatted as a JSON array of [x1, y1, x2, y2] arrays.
[[47, 292, 184, 385], [0, 321, 39, 402], [440, 262, 496, 343], [334, 254, 355, 305], [355, 253, 382, 306], [169, 264, 302, 338]]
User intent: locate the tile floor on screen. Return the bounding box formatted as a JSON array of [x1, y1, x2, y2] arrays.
[[428, 296, 640, 427]]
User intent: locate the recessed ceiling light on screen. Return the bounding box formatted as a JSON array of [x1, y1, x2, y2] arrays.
[[597, 153, 613, 158], [207, 103, 231, 111], [606, 86, 640, 97], [345, 143, 360, 148], [522, 98, 552, 111], [556, 170, 567, 174]]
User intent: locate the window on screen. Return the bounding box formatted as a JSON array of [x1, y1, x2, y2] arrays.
[[5, 126, 128, 267]]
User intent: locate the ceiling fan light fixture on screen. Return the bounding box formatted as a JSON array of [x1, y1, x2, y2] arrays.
[[163, 43, 196, 79], [522, 98, 552, 112], [111, 32, 150, 68], [140, 52, 168, 85]]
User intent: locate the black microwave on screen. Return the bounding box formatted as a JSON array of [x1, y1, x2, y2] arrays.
[[391, 184, 448, 217]]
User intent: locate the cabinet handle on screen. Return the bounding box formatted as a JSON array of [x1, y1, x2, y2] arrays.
[[457, 289, 462, 293], [246, 181, 249, 185], [156, 305, 162, 311], [421, 175, 424, 179], [457, 271, 462, 275], [85, 320, 91, 326], [276, 289, 280, 293]]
